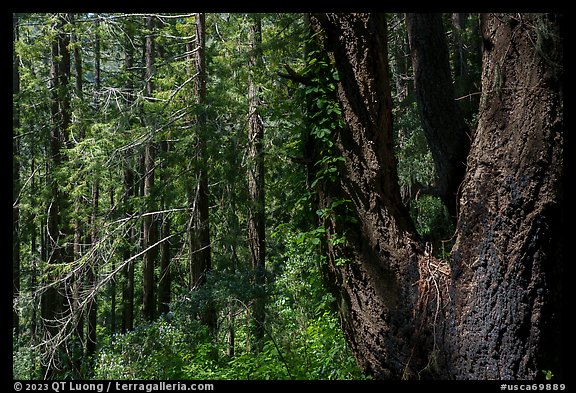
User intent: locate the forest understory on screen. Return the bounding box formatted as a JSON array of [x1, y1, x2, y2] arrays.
[[12, 12, 564, 381]]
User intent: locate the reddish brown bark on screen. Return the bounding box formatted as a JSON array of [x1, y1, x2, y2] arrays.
[[310, 13, 564, 380], [445, 13, 564, 379], [247, 14, 266, 352]]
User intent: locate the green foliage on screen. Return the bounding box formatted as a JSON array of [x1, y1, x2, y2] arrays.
[[394, 102, 454, 246], [94, 314, 209, 379], [13, 11, 479, 381], [304, 49, 344, 152], [269, 225, 363, 379], [12, 335, 42, 380], [411, 194, 453, 245], [93, 224, 364, 380], [394, 102, 434, 192]]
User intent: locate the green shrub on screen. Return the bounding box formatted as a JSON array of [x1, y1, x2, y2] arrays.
[[13, 336, 42, 380], [93, 224, 366, 380], [94, 314, 209, 379]]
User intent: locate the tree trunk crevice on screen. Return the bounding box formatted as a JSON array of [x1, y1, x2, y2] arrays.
[[310, 12, 563, 380]]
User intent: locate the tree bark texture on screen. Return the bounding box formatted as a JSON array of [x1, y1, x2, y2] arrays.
[[310, 13, 427, 379], [445, 13, 564, 379], [42, 13, 73, 377], [189, 13, 216, 334], [311, 12, 563, 380], [247, 15, 266, 352], [406, 13, 470, 219]]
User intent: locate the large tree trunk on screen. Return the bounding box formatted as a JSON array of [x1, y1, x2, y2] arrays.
[[445, 13, 564, 379], [309, 14, 426, 379], [310, 12, 563, 380]]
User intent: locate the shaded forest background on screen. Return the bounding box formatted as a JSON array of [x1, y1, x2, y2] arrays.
[[12, 12, 563, 380]]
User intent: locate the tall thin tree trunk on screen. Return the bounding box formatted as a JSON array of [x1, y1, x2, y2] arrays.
[[158, 140, 171, 315], [153, 23, 171, 318], [30, 158, 38, 345], [70, 13, 86, 376], [142, 15, 158, 322], [451, 13, 467, 80], [189, 13, 216, 335], [390, 13, 412, 106], [247, 14, 266, 352], [42, 13, 72, 378], [109, 187, 116, 333], [406, 13, 470, 220], [122, 167, 135, 333], [86, 180, 99, 359], [121, 19, 136, 333], [225, 131, 241, 357], [450, 13, 482, 124], [158, 212, 171, 315], [389, 13, 415, 208], [13, 12, 21, 340], [85, 19, 101, 362], [189, 13, 211, 289]]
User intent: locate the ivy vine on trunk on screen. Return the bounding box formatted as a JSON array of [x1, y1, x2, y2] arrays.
[[309, 12, 563, 379]]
